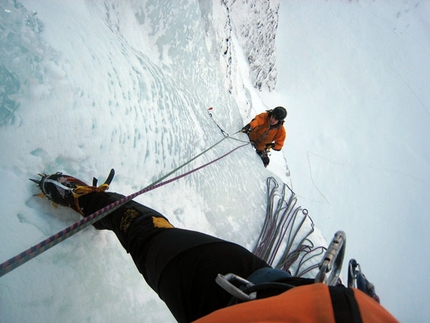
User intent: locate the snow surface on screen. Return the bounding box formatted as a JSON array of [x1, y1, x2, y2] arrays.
[[270, 2, 430, 322], [0, 0, 429, 322], [266, 1, 429, 322]]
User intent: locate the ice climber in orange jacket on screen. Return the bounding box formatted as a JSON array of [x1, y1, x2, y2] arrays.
[[32, 170, 399, 323], [242, 106, 287, 167]]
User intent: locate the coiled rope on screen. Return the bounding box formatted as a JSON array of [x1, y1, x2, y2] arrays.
[[253, 177, 326, 277], [0, 110, 250, 277]]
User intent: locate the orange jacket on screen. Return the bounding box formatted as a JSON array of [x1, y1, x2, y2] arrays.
[[248, 112, 286, 151], [193, 283, 399, 323]]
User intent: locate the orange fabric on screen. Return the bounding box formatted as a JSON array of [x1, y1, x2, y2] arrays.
[[248, 112, 286, 151], [193, 284, 399, 323], [194, 284, 334, 323], [353, 289, 399, 323]]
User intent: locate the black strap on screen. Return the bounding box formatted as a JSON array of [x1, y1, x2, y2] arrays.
[[104, 168, 115, 185], [91, 168, 115, 187], [329, 286, 363, 323]]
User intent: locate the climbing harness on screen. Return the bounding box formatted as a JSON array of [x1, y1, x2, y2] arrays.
[[0, 108, 250, 277]]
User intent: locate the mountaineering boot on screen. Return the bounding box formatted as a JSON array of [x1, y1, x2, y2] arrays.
[[31, 169, 173, 251], [256, 149, 270, 167], [30, 171, 96, 213]]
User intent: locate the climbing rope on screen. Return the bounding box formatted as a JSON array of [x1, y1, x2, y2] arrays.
[[208, 107, 229, 138], [253, 177, 326, 278], [0, 111, 250, 277]]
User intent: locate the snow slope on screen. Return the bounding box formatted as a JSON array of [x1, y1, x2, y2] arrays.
[[1, 0, 429, 322]]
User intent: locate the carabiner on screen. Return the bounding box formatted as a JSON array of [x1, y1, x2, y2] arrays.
[[315, 230, 346, 285]]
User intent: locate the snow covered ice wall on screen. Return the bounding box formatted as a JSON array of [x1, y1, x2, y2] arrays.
[[0, 1, 323, 322]]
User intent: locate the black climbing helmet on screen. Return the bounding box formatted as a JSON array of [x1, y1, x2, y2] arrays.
[[271, 106, 287, 121]]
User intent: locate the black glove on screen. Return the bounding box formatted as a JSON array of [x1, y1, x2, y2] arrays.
[[241, 124, 251, 134], [265, 143, 275, 151]]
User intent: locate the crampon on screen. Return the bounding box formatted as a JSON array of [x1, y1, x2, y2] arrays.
[[30, 169, 115, 213]]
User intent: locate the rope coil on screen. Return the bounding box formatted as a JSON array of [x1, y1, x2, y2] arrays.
[[252, 177, 326, 277]]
